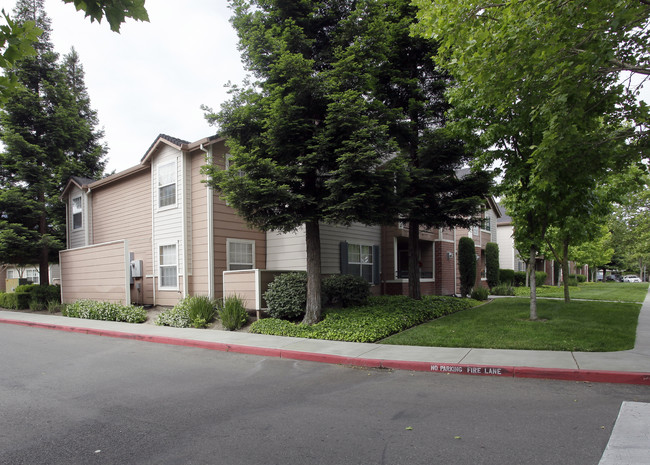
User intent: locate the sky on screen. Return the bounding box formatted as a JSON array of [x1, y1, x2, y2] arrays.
[[2, 1, 648, 175], [3, 0, 247, 174]]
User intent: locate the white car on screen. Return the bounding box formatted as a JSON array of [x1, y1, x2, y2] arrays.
[[623, 275, 641, 283]]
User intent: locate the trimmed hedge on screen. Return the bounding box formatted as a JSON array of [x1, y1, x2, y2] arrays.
[[250, 295, 479, 343], [535, 272, 547, 287], [0, 285, 61, 310], [513, 271, 527, 286], [63, 300, 147, 323], [264, 272, 308, 320], [485, 242, 500, 288], [322, 274, 370, 308], [499, 269, 515, 285], [458, 237, 476, 297]]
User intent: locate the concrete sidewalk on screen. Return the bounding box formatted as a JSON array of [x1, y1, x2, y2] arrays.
[[1, 288, 650, 385]]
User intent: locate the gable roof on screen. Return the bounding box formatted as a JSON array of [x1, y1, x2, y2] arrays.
[[496, 203, 512, 225]]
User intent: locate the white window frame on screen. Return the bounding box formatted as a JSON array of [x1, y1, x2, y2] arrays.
[[72, 196, 83, 230], [348, 243, 374, 282], [7, 269, 15, 279], [481, 211, 491, 232], [157, 161, 177, 210], [158, 243, 178, 290], [25, 268, 40, 284], [227, 239, 255, 271]]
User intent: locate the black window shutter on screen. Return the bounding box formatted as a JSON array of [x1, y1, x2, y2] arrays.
[[339, 241, 348, 274], [372, 245, 380, 285]]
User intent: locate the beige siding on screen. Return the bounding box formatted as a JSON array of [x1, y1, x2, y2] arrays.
[[497, 224, 516, 270], [210, 141, 266, 298], [189, 150, 209, 295], [68, 185, 87, 249], [320, 223, 381, 274], [60, 241, 128, 304], [223, 270, 257, 309], [153, 145, 184, 288], [91, 169, 153, 305], [266, 228, 307, 271]]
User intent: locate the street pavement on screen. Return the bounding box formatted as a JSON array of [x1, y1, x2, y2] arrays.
[[2, 288, 649, 464]]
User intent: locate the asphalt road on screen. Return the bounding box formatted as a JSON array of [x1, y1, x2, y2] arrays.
[[1, 324, 649, 465]]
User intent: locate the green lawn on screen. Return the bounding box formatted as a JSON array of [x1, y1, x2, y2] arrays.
[[513, 282, 648, 302], [380, 298, 641, 352]]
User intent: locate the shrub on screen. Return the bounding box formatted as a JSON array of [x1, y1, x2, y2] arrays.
[[220, 295, 248, 331], [322, 274, 370, 308], [31, 285, 61, 305], [264, 272, 308, 320], [563, 277, 579, 287], [29, 298, 46, 311], [499, 269, 515, 285], [155, 305, 191, 328], [186, 295, 217, 328], [490, 283, 515, 296], [458, 237, 476, 297], [47, 300, 64, 313], [535, 272, 547, 287], [485, 243, 500, 288], [513, 271, 527, 287], [15, 284, 38, 294], [576, 274, 587, 283], [14, 292, 31, 310], [471, 287, 489, 301], [0, 292, 17, 309], [64, 300, 146, 323]]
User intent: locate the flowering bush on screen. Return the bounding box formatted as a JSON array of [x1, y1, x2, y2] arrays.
[[63, 300, 147, 323]]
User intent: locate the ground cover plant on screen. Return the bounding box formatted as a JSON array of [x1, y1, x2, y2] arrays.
[[381, 298, 640, 351], [63, 300, 147, 323], [250, 296, 480, 343], [512, 282, 648, 302]]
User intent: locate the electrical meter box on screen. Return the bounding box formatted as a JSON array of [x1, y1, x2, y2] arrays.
[[130, 260, 143, 278]]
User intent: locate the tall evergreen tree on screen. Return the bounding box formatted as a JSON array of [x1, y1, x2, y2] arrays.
[[358, 0, 492, 299], [0, 0, 106, 285], [203, 0, 404, 324]]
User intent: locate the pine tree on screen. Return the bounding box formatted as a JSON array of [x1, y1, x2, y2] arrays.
[[0, 0, 106, 285], [360, 0, 492, 299], [203, 0, 403, 324]]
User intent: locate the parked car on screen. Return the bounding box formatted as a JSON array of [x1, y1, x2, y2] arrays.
[[605, 274, 622, 282], [623, 275, 642, 283]]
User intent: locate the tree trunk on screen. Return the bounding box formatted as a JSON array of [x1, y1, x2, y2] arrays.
[[408, 219, 421, 300], [562, 238, 570, 303], [302, 220, 322, 325], [39, 195, 49, 286], [529, 246, 538, 321]]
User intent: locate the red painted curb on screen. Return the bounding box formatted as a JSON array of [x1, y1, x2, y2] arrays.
[[2, 318, 650, 385]]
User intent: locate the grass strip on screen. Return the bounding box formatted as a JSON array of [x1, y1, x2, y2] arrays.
[[380, 298, 640, 352]]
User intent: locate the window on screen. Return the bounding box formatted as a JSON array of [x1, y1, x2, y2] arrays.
[[7, 269, 15, 279], [227, 239, 254, 270], [159, 244, 178, 289], [158, 161, 176, 208], [348, 243, 373, 282], [26, 268, 39, 284], [72, 196, 82, 230], [482, 213, 491, 232]]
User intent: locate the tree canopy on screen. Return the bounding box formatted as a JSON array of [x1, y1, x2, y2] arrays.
[[203, 0, 404, 324], [414, 0, 649, 318], [0, 0, 106, 284]]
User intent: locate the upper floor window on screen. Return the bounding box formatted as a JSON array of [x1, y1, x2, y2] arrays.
[[227, 239, 255, 270], [482, 213, 491, 232], [72, 196, 83, 230], [158, 161, 176, 208]]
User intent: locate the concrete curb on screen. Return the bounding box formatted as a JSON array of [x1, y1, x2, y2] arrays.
[[4, 317, 650, 386]]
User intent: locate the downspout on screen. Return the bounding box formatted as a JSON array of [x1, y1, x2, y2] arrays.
[[86, 187, 92, 246], [151, 166, 156, 306], [201, 143, 215, 299], [181, 153, 189, 298], [453, 228, 458, 295]]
